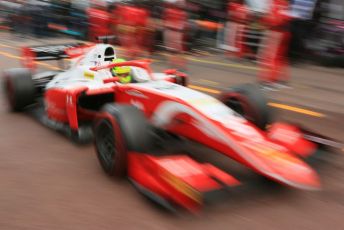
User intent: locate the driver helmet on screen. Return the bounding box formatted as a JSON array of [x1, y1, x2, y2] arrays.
[[112, 58, 132, 84]]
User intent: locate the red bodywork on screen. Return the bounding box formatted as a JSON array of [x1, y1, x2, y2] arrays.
[[258, 0, 292, 83], [44, 60, 321, 210], [225, 2, 250, 58]]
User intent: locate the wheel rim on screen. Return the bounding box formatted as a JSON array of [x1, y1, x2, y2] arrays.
[[96, 121, 117, 171]]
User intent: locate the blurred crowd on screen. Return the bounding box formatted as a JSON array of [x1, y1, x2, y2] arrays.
[[0, 0, 343, 83]]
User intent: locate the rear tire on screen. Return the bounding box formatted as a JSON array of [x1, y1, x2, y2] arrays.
[[94, 104, 152, 177], [219, 83, 271, 130], [3, 68, 35, 111]]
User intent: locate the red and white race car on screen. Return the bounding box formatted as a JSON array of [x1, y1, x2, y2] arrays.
[[2, 41, 339, 212]]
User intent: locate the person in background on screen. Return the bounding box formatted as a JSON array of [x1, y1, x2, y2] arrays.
[[289, 0, 318, 60], [162, 0, 188, 71], [12, 0, 31, 37], [115, 2, 150, 59], [258, 0, 293, 90], [145, 0, 165, 54], [225, 0, 250, 59], [87, 0, 111, 42]]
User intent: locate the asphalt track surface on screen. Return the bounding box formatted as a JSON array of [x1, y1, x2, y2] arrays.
[[0, 32, 343, 230]]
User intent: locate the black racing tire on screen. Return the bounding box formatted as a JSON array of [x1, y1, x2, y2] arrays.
[[3, 68, 35, 111], [219, 83, 271, 130], [94, 104, 153, 177]]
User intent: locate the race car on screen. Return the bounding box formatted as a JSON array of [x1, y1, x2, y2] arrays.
[[2, 41, 340, 212]]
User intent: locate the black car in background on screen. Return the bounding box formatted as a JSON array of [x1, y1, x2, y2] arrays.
[[289, 0, 344, 67], [304, 0, 344, 67], [0, 1, 21, 31]]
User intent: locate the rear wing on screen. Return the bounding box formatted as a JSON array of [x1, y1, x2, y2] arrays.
[[22, 43, 94, 70]]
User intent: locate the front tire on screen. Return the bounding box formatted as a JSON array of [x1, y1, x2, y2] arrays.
[[94, 104, 152, 177]]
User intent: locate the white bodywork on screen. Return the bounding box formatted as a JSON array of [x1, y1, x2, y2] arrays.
[[44, 42, 256, 139], [45, 43, 244, 130], [45, 43, 244, 127], [46, 44, 170, 90], [133, 80, 265, 141]]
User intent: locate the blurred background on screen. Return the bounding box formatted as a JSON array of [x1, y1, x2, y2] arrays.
[[0, 0, 343, 229], [0, 0, 343, 67]]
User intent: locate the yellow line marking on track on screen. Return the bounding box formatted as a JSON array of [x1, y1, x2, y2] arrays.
[[186, 57, 259, 71], [198, 79, 219, 85], [195, 50, 211, 56], [268, 102, 326, 118], [189, 84, 221, 94], [158, 51, 258, 70], [0, 51, 61, 70], [189, 84, 325, 118], [0, 51, 21, 59], [0, 43, 20, 49], [36, 62, 62, 70]]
